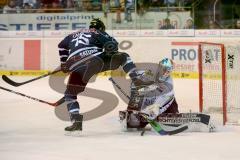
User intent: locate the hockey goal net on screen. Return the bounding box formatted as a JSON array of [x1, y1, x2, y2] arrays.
[[198, 42, 240, 125]]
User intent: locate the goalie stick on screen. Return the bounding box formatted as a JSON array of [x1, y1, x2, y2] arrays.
[[109, 77, 130, 99], [2, 69, 61, 87], [0, 86, 65, 107], [109, 77, 188, 135]]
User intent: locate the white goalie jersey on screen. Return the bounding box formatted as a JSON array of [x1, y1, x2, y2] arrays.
[[127, 58, 178, 119], [121, 58, 216, 132], [131, 76, 176, 119]]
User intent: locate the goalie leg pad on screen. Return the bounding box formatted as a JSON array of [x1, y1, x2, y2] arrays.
[[157, 113, 216, 132]]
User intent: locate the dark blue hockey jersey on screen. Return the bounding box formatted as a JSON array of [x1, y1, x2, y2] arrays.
[[58, 29, 118, 64]]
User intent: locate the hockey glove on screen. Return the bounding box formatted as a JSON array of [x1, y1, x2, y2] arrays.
[[61, 62, 69, 73], [141, 104, 160, 120], [104, 41, 118, 53]]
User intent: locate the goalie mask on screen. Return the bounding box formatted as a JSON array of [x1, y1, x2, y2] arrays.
[[158, 58, 173, 82]]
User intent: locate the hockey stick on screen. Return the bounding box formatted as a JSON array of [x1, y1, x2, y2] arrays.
[[0, 86, 65, 107], [2, 69, 61, 87], [109, 77, 130, 99], [108, 77, 188, 135], [154, 61, 161, 82]]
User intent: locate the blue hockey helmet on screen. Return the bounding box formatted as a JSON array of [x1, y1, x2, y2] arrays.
[[160, 58, 173, 72], [158, 58, 173, 81]]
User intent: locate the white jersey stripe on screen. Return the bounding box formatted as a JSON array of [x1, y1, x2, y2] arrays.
[[122, 57, 133, 68], [59, 48, 68, 51], [69, 51, 103, 71], [60, 55, 69, 58], [69, 108, 79, 113]]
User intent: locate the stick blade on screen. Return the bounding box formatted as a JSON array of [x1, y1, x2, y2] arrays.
[[164, 125, 188, 135], [52, 97, 65, 106], [2, 75, 21, 87], [148, 117, 188, 135]]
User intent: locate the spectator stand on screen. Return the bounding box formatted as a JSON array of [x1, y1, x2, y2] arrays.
[[103, 0, 136, 29], [108, 0, 124, 23], [234, 19, 240, 29], [2, 0, 20, 14], [0, 0, 7, 7]]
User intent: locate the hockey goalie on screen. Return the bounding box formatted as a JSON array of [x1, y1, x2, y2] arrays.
[[119, 58, 216, 133]]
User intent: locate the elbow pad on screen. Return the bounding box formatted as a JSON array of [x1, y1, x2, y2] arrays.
[[104, 41, 118, 53]]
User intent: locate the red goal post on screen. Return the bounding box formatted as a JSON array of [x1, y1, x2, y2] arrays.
[[198, 42, 240, 125]]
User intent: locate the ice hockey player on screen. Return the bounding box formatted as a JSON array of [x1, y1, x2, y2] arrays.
[[119, 58, 179, 130], [119, 58, 216, 132], [58, 18, 153, 133]]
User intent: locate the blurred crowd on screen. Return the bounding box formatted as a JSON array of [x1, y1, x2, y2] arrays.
[[0, 0, 239, 29], [1, 0, 88, 13], [0, 0, 193, 14]]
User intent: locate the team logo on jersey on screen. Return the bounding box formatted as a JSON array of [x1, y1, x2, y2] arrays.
[[79, 49, 98, 58]]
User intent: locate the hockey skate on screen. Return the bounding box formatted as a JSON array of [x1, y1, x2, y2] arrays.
[[65, 114, 83, 136]]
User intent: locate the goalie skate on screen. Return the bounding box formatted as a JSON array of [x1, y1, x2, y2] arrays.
[[119, 110, 128, 131], [119, 110, 149, 132]]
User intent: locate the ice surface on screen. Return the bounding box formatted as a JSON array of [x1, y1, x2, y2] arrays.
[[0, 76, 240, 160]]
